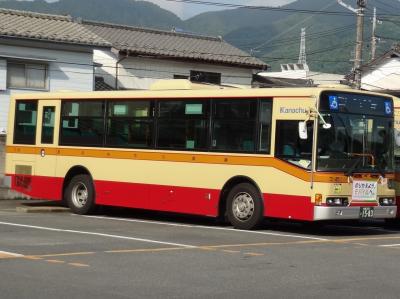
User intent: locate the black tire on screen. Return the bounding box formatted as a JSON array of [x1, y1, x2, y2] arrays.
[[65, 174, 96, 215], [384, 218, 400, 229], [226, 183, 264, 230]]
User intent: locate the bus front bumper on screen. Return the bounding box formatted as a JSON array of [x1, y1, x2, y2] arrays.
[[313, 206, 397, 220]]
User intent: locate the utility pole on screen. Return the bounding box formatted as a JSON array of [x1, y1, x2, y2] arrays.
[[337, 0, 366, 89], [371, 7, 377, 61]]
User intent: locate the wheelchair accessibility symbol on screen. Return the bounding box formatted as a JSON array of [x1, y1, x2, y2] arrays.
[[384, 101, 392, 115], [329, 95, 339, 110]]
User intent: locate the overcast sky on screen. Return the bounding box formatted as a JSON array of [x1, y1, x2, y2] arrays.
[[146, 0, 296, 19]]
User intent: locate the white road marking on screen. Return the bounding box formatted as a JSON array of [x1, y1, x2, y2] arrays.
[[79, 215, 329, 241], [0, 221, 196, 248], [0, 250, 24, 257], [379, 244, 400, 247]]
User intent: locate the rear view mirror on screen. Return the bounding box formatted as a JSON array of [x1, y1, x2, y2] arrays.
[[395, 130, 400, 146], [299, 121, 308, 140]]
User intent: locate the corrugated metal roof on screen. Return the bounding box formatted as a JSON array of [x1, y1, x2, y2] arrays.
[[0, 9, 110, 47], [83, 21, 267, 69]]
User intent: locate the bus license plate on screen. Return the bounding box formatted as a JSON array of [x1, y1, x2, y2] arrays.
[[360, 207, 374, 219]]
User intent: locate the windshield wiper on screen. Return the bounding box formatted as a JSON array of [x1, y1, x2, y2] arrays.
[[375, 157, 386, 178], [345, 155, 363, 177]]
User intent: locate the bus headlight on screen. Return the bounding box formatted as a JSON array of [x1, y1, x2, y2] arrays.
[[326, 197, 349, 207], [379, 197, 396, 206]]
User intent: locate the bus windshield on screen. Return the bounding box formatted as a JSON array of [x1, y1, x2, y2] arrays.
[[317, 92, 394, 174]]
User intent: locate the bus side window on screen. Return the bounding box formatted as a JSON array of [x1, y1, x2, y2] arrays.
[[275, 120, 313, 168], [157, 100, 209, 150], [60, 101, 104, 146], [259, 100, 272, 153], [106, 101, 153, 148], [212, 99, 257, 153], [14, 100, 38, 145], [41, 106, 55, 144]]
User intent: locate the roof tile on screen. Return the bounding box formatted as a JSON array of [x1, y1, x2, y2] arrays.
[[0, 8, 110, 47], [83, 21, 267, 69]]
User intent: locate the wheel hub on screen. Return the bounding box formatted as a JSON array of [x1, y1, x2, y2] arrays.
[[232, 192, 255, 221], [71, 182, 88, 208]]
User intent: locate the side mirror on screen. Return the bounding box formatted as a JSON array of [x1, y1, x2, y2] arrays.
[[299, 121, 308, 140], [395, 130, 400, 146]]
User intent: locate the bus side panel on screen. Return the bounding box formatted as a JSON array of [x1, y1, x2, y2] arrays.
[[264, 193, 314, 221], [94, 180, 220, 217], [10, 174, 63, 200]]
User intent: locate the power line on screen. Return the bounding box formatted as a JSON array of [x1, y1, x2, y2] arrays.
[[163, 0, 400, 18], [235, 24, 355, 50]]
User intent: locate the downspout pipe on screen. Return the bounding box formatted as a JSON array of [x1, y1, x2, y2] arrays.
[[115, 51, 129, 90]]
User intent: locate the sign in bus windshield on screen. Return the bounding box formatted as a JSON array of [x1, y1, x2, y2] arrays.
[[320, 92, 393, 116]]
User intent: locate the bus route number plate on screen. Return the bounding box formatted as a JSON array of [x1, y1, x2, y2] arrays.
[[359, 207, 374, 219]]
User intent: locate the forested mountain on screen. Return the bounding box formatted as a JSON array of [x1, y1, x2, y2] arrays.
[[0, 0, 183, 29], [1, 0, 400, 73]]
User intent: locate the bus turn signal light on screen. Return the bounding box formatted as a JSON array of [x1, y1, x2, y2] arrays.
[[315, 194, 322, 206]]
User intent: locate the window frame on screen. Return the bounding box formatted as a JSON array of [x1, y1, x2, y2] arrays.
[[210, 98, 272, 154], [13, 100, 38, 145], [105, 100, 155, 149], [59, 100, 106, 147], [7, 61, 49, 91], [190, 70, 221, 85], [155, 99, 210, 151]]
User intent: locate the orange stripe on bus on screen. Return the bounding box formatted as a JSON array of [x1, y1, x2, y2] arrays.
[[6, 145, 392, 183]]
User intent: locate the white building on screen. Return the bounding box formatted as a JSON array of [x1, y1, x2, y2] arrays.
[[361, 45, 400, 96], [0, 9, 110, 134], [257, 63, 345, 87], [82, 21, 267, 90]]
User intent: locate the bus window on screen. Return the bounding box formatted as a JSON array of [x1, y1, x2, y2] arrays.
[[212, 99, 257, 152], [157, 100, 209, 150], [60, 101, 104, 146], [106, 101, 153, 148], [41, 106, 55, 144], [13, 100, 38, 145], [258, 100, 272, 153], [275, 120, 313, 169]]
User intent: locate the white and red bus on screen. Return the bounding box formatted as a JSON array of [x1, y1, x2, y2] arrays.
[[5, 80, 397, 229]]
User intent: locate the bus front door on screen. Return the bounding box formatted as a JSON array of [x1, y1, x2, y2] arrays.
[[35, 100, 61, 200]]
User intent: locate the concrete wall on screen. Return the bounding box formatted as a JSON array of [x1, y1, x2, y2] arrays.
[[94, 49, 256, 90]]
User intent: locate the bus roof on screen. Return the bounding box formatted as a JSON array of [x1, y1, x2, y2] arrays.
[[10, 81, 396, 101]]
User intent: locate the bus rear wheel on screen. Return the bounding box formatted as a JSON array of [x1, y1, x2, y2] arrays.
[[65, 174, 96, 215], [226, 183, 264, 230]]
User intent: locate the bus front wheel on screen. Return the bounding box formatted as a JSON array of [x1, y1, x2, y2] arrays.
[[65, 174, 96, 215], [226, 183, 264, 230]]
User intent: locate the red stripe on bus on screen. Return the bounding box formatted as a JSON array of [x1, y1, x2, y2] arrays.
[[9, 174, 318, 220], [95, 180, 221, 217], [11, 174, 63, 200], [264, 193, 314, 221]]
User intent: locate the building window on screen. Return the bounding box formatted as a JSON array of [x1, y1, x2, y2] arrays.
[[7, 62, 48, 90], [190, 70, 221, 85], [173, 75, 189, 80]]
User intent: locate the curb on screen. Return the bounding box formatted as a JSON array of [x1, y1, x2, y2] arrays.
[[15, 206, 69, 213]]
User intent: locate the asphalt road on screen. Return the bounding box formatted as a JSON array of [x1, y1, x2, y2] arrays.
[[1, 199, 400, 299]]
